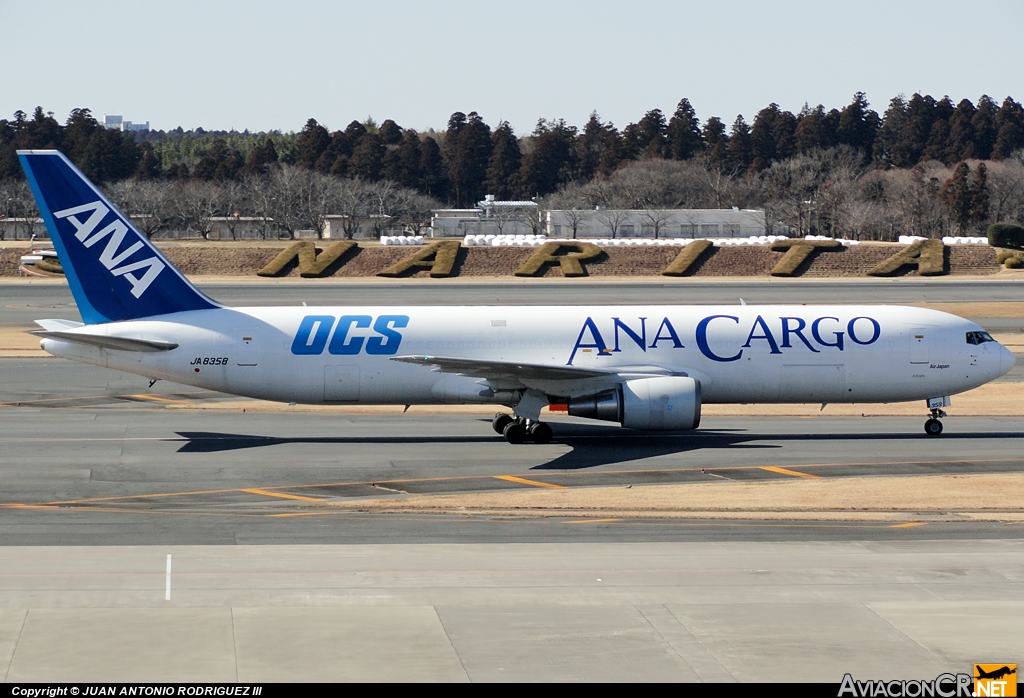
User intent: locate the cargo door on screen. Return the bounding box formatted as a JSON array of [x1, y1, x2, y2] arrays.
[[910, 329, 929, 364], [324, 365, 360, 401]]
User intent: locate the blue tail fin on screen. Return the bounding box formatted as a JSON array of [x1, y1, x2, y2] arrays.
[[18, 150, 219, 324]]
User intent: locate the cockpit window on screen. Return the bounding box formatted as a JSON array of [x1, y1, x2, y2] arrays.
[[966, 331, 995, 345]]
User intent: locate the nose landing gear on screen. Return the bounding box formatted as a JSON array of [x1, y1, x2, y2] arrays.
[[924, 407, 947, 436], [924, 396, 950, 436], [492, 413, 553, 444]]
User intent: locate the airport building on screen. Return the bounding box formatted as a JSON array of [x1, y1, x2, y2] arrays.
[[545, 207, 767, 238], [428, 196, 767, 238], [102, 115, 151, 132]]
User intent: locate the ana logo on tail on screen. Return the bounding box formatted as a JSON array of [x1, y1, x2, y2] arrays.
[[53, 200, 165, 298]]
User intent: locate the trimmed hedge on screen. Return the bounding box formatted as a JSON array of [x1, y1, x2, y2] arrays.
[[988, 223, 1024, 250], [257, 240, 356, 277], [768, 239, 843, 277], [31, 258, 64, 275], [662, 240, 714, 276], [376, 240, 462, 277], [514, 242, 603, 277], [867, 239, 946, 276]]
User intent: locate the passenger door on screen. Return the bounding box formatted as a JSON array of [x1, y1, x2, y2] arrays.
[[237, 331, 258, 366], [910, 329, 928, 364]]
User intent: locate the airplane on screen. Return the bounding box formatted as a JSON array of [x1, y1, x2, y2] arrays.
[[975, 666, 1016, 681], [16, 149, 1015, 443]]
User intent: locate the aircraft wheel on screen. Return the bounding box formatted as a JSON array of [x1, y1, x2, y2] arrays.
[[503, 421, 527, 444], [529, 422, 553, 444], [924, 418, 943, 436], [492, 413, 514, 435]]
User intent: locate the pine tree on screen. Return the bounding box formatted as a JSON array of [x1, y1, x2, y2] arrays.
[[835, 92, 880, 156], [750, 104, 792, 170], [971, 95, 998, 160], [941, 162, 973, 233], [946, 99, 977, 162], [993, 97, 1024, 159], [701, 117, 729, 169], [622, 109, 667, 159], [378, 119, 403, 145], [135, 145, 162, 179], [443, 111, 492, 206], [419, 135, 446, 199], [727, 115, 753, 171], [383, 130, 423, 189], [970, 161, 989, 227], [519, 119, 577, 197], [484, 122, 522, 199], [349, 132, 385, 180], [902, 94, 940, 165], [794, 105, 837, 153], [874, 95, 910, 167], [666, 98, 702, 160], [296, 119, 330, 169], [576, 112, 621, 179]]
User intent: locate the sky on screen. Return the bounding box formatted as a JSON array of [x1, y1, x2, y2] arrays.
[[2, 0, 1022, 136]]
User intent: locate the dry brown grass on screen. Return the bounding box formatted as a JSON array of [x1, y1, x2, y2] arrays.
[[325, 472, 1024, 522]]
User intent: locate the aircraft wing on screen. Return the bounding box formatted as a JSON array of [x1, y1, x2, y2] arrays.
[[390, 355, 614, 381]]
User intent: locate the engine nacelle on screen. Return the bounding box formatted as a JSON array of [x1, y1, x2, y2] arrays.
[[568, 376, 701, 431]]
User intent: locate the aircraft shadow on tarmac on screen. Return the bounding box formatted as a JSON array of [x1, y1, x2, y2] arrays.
[[172, 427, 1024, 471]]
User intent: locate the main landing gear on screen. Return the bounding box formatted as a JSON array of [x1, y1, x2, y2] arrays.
[[492, 413, 553, 444]]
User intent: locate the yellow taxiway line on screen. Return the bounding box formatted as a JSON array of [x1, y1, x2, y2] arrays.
[[493, 475, 565, 489], [760, 466, 821, 479]]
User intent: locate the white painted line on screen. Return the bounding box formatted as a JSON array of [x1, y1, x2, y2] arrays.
[[165, 554, 172, 600]]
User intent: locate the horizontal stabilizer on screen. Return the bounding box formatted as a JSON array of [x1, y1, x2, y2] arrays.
[[34, 318, 84, 331], [390, 355, 612, 381], [31, 329, 178, 353]]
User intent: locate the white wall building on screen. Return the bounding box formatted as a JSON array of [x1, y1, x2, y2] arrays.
[[430, 195, 541, 237], [103, 115, 150, 132], [544, 208, 767, 238]]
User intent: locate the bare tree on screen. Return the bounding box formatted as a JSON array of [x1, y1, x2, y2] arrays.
[[296, 170, 341, 238], [639, 208, 673, 238], [696, 154, 740, 208], [596, 207, 629, 238], [333, 178, 372, 239], [522, 204, 544, 235], [105, 179, 175, 239], [265, 165, 306, 238], [245, 173, 277, 239], [172, 180, 223, 239], [0, 179, 39, 240], [219, 180, 250, 239], [386, 188, 438, 235], [985, 159, 1024, 224], [543, 186, 593, 238]]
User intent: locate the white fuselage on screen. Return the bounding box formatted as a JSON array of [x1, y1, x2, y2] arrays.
[[41, 304, 1012, 407]]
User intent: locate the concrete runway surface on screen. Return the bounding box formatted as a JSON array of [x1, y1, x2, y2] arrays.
[[1, 279, 1022, 681], [1, 542, 1021, 682]]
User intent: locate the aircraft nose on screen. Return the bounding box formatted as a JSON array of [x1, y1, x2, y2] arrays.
[[999, 343, 1016, 377]]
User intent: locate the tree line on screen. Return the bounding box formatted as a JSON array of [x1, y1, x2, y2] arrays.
[[2, 93, 1024, 240]]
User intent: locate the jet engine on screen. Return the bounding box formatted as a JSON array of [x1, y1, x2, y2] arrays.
[[568, 376, 701, 430]]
